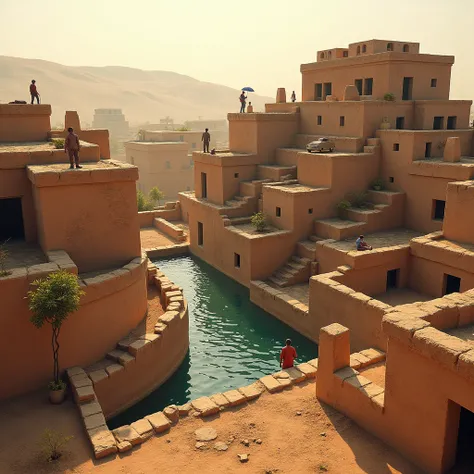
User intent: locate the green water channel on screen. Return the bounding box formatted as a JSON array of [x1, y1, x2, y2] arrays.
[[109, 255, 318, 429]]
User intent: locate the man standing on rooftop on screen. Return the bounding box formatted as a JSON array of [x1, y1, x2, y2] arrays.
[[202, 128, 211, 153], [64, 127, 82, 169], [30, 80, 40, 104]]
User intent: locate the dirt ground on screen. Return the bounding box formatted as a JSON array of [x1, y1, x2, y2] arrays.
[[0, 382, 423, 474]]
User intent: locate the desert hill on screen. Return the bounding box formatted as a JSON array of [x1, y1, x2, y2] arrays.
[[0, 56, 273, 126]]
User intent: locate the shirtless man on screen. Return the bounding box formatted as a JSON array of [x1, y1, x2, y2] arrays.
[[64, 127, 82, 169], [202, 128, 211, 153]]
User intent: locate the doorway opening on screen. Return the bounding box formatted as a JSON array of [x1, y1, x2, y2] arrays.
[[386, 269, 399, 290], [354, 79, 363, 95], [432, 199, 445, 220], [0, 198, 25, 241], [433, 116, 444, 130], [323, 82, 332, 99], [447, 116, 457, 130], [396, 117, 405, 130], [444, 274, 461, 295], [201, 172, 207, 199], [454, 405, 474, 471], [402, 77, 413, 100], [425, 142, 432, 158], [315, 83, 322, 101], [197, 222, 204, 246]]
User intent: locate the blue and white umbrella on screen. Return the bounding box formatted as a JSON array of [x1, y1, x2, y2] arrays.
[[241, 87, 255, 92]]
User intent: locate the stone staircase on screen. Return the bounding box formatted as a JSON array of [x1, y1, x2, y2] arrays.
[[268, 256, 312, 287], [313, 190, 405, 240], [363, 137, 381, 154], [221, 194, 258, 218]]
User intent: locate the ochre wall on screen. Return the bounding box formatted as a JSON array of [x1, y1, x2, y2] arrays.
[[0, 258, 147, 400], [33, 180, 141, 273], [443, 181, 474, 245], [0, 105, 52, 142]]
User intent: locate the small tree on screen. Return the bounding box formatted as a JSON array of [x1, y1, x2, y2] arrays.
[[251, 211, 268, 232], [0, 239, 11, 277], [28, 271, 84, 390], [136, 190, 154, 211], [149, 187, 165, 206]]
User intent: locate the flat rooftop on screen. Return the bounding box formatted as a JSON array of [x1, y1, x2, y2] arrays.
[[374, 288, 432, 307], [445, 324, 474, 347], [0, 141, 95, 153], [2, 242, 46, 271]]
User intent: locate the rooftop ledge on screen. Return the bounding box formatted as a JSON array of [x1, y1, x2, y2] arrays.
[[227, 112, 298, 122], [192, 150, 259, 166], [27, 160, 138, 187], [0, 104, 52, 116]]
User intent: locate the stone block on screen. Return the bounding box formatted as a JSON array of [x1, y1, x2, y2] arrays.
[[210, 393, 231, 409], [238, 382, 265, 400], [344, 375, 372, 389], [141, 333, 160, 343], [117, 337, 135, 351], [163, 405, 179, 423], [67, 366, 86, 378], [307, 358, 318, 369], [177, 403, 192, 416], [79, 401, 103, 419], [359, 383, 384, 399], [112, 425, 142, 446], [117, 441, 132, 453], [278, 367, 306, 384], [118, 352, 135, 366], [358, 348, 385, 365], [457, 350, 474, 380], [371, 393, 385, 412], [334, 367, 359, 382], [382, 315, 430, 343], [88, 426, 117, 459], [128, 338, 151, 356], [74, 385, 95, 404], [159, 311, 179, 326], [191, 397, 220, 416], [349, 355, 362, 370], [413, 327, 472, 368], [296, 363, 317, 378], [27, 262, 60, 283], [70, 374, 93, 389], [260, 375, 284, 393], [84, 413, 107, 431], [131, 418, 154, 440], [105, 363, 124, 376], [154, 322, 168, 334], [145, 411, 171, 433], [222, 389, 247, 407], [89, 369, 108, 385]]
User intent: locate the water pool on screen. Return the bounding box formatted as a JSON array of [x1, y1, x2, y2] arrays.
[[109, 255, 318, 428]]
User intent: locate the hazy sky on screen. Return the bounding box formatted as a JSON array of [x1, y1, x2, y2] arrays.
[[1, 0, 473, 100]]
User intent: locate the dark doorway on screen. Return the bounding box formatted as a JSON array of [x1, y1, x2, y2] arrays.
[[444, 274, 461, 295], [324, 82, 332, 98], [402, 77, 413, 100], [396, 117, 405, 129], [425, 142, 432, 158], [0, 198, 25, 241], [447, 116, 457, 130], [355, 79, 363, 95], [197, 222, 204, 246], [454, 406, 474, 471], [433, 199, 446, 220], [386, 269, 399, 290], [234, 253, 241, 268], [433, 116, 444, 130], [364, 78, 373, 96], [315, 83, 322, 100], [201, 172, 207, 199]]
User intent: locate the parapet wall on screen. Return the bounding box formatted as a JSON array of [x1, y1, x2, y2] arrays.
[[0, 104, 52, 142], [0, 252, 148, 400], [443, 181, 474, 245]]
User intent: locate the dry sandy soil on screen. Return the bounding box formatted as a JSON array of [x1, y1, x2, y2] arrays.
[[0, 381, 422, 474]]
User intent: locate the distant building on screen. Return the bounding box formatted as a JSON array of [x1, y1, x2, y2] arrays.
[[92, 108, 129, 137]]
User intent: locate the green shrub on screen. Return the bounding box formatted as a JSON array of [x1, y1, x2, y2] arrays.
[[137, 190, 154, 211], [251, 211, 267, 232], [370, 177, 385, 191], [383, 92, 395, 101], [149, 187, 165, 206], [39, 428, 73, 462], [346, 191, 369, 209], [28, 271, 84, 386], [51, 138, 65, 149], [336, 200, 351, 219]]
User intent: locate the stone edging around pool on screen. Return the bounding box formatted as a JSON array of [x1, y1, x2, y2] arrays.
[[68, 342, 385, 459], [66, 261, 190, 459]]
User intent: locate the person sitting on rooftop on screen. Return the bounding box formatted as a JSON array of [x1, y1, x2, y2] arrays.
[[356, 235, 372, 251]]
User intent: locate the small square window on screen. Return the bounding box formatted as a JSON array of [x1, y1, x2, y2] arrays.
[[389, 177, 394, 183], [234, 173, 239, 178], [432, 200, 446, 220], [276, 207, 281, 217], [393, 143, 400, 152], [340, 116, 345, 127], [431, 78, 437, 88], [317, 115, 322, 125], [308, 208, 313, 214], [234, 253, 241, 268]]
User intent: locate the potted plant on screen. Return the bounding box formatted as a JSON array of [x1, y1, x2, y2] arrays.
[[383, 92, 395, 101], [28, 270, 84, 404], [336, 200, 351, 219], [370, 177, 385, 191]]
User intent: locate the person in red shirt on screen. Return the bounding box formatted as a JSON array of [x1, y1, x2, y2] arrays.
[[280, 338, 297, 369], [30, 80, 40, 104]]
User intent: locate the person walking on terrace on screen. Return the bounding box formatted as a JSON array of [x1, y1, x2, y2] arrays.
[[356, 235, 373, 251], [64, 127, 82, 169], [30, 80, 40, 104], [280, 338, 297, 369], [239, 91, 247, 113], [202, 128, 211, 153], [291, 90, 296, 102]]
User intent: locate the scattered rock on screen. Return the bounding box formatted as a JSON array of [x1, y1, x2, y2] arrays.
[[166, 439, 171, 443], [214, 442, 229, 451], [177, 403, 192, 416], [241, 439, 250, 447], [163, 405, 179, 423], [195, 427, 218, 442], [117, 441, 132, 453], [296, 411, 302, 416], [255, 438, 262, 445], [238, 453, 249, 463], [320, 432, 327, 437], [249, 422, 256, 428], [195, 442, 206, 450]]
